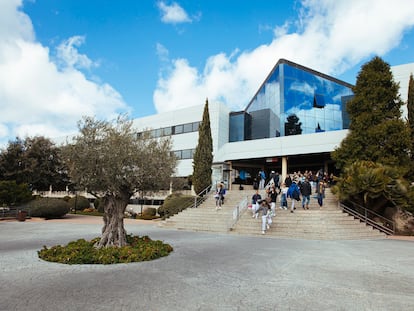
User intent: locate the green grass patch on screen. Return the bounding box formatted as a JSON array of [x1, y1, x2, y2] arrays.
[[38, 235, 173, 264]]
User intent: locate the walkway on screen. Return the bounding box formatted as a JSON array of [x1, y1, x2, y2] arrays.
[[1, 216, 413, 311]]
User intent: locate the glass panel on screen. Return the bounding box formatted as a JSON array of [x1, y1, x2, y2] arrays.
[[181, 149, 192, 159], [183, 123, 193, 133], [174, 125, 183, 134], [192, 122, 200, 131], [163, 127, 172, 136]]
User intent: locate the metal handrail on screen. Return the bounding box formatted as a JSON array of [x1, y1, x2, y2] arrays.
[[228, 196, 249, 231], [340, 201, 395, 235], [189, 184, 213, 209]]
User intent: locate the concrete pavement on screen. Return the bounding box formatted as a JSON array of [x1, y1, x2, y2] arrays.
[[1, 216, 413, 311]]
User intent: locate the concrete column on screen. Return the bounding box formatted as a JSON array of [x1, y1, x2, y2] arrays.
[[281, 156, 288, 183]]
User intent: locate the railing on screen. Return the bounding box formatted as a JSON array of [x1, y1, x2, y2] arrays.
[[0, 207, 31, 219], [228, 196, 249, 231], [188, 184, 213, 209], [340, 201, 395, 235]]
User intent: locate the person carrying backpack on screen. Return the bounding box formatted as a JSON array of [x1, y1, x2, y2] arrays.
[[287, 181, 301, 213]]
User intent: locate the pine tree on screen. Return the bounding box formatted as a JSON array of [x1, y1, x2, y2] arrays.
[[332, 56, 411, 170], [192, 99, 213, 194]]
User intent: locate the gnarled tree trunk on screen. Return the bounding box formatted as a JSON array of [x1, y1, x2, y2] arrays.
[[96, 194, 129, 248]]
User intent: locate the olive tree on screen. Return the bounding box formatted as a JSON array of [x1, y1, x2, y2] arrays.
[[63, 116, 176, 247]]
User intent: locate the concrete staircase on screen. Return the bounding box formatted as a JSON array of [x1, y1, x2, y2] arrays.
[[158, 188, 249, 232], [158, 186, 387, 240]]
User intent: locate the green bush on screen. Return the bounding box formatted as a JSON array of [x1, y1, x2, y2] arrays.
[[158, 193, 195, 219], [68, 195, 90, 211], [38, 235, 173, 264], [25, 198, 70, 219], [143, 207, 156, 217]]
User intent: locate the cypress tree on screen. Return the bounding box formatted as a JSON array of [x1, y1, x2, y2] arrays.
[[407, 73, 414, 180], [332, 56, 411, 170], [192, 99, 213, 194]]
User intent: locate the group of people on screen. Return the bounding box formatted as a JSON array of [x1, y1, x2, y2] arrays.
[[251, 170, 328, 234]]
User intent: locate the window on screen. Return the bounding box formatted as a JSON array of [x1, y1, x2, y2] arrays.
[[163, 127, 172, 136], [174, 125, 183, 134], [183, 123, 193, 133]]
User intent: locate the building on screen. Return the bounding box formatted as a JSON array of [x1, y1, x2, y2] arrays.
[[133, 59, 413, 190]]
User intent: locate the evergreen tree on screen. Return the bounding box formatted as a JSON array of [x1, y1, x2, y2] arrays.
[[192, 99, 213, 194], [332, 56, 411, 170], [407, 73, 414, 180]]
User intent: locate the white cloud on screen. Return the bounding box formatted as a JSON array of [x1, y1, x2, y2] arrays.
[[0, 1, 128, 147], [157, 1, 191, 24], [56, 35, 97, 70], [154, 0, 414, 113]]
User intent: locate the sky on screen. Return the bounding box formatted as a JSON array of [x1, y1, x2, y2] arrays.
[[2, 0, 414, 147]]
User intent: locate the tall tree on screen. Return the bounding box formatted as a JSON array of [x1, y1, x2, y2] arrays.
[[0, 136, 68, 191], [332, 56, 411, 170], [63, 115, 176, 247], [407, 73, 414, 180], [192, 99, 213, 194]]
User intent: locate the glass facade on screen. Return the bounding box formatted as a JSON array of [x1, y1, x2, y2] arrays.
[[230, 59, 353, 141]]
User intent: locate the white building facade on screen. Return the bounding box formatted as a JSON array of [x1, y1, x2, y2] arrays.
[[133, 59, 414, 190]]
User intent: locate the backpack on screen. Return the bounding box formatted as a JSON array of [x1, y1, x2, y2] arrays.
[[292, 187, 300, 201]]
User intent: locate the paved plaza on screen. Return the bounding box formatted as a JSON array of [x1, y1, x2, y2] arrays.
[[1, 215, 413, 311]]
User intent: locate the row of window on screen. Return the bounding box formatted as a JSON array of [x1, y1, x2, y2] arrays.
[[137, 121, 200, 138], [173, 149, 196, 160]]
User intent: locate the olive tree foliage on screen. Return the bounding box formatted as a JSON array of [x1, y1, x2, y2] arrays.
[[192, 99, 213, 194], [62, 116, 177, 248]]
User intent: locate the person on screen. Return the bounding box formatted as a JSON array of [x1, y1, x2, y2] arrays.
[[316, 181, 326, 209], [252, 177, 259, 190], [214, 183, 225, 210], [255, 197, 272, 234], [268, 170, 278, 187], [287, 180, 300, 213], [258, 170, 266, 189], [279, 183, 288, 210], [267, 186, 278, 216], [251, 189, 262, 218], [284, 174, 292, 188], [300, 177, 312, 210]]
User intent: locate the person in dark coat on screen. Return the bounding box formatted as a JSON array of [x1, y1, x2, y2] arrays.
[[299, 177, 312, 209]]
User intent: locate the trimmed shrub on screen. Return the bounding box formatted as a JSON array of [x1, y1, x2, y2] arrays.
[[68, 195, 90, 211], [143, 207, 156, 217], [62, 196, 71, 202], [158, 193, 195, 219], [25, 198, 70, 219], [38, 235, 173, 264], [139, 207, 159, 220]]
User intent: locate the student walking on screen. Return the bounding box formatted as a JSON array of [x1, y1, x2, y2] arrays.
[[287, 181, 301, 213], [279, 183, 288, 210], [317, 181, 326, 209], [255, 198, 272, 234], [251, 189, 262, 218], [215, 183, 225, 210], [300, 177, 312, 209], [267, 186, 278, 216]]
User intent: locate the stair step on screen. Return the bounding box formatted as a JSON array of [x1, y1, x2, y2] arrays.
[[158, 188, 388, 240]]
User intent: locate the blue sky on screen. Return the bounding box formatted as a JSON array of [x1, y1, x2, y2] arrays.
[[1, 0, 414, 147]]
